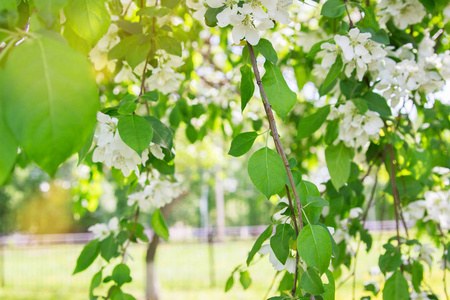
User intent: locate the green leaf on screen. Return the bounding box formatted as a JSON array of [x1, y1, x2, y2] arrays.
[[161, 0, 180, 8], [158, 36, 182, 56], [306, 196, 329, 207], [118, 115, 153, 156], [225, 274, 234, 292], [239, 271, 252, 290], [297, 105, 330, 139], [100, 234, 118, 262], [186, 124, 198, 143], [297, 224, 332, 274], [270, 224, 295, 265], [63, 24, 92, 56], [362, 92, 391, 117], [240, 65, 255, 111], [141, 91, 159, 102], [301, 267, 325, 295], [118, 99, 137, 115], [73, 239, 100, 274], [1, 35, 99, 176], [262, 61, 297, 120], [228, 132, 258, 157], [325, 119, 339, 145], [137, 7, 171, 17], [112, 264, 132, 286], [78, 125, 95, 165], [325, 142, 351, 190], [152, 209, 169, 241], [145, 116, 173, 149], [322, 270, 335, 300], [109, 35, 151, 69], [204, 6, 225, 27], [248, 147, 286, 199], [411, 260, 423, 293], [89, 269, 102, 300], [352, 98, 369, 114], [321, 0, 346, 18], [34, 0, 68, 27], [418, 0, 435, 12], [0, 104, 18, 186], [64, 0, 111, 46], [254, 39, 278, 64], [378, 251, 402, 274], [382, 270, 409, 300], [307, 38, 334, 58], [321, 55, 342, 94], [247, 224, 273, 266]]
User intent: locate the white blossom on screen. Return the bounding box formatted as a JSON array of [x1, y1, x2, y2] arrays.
[[92, 112, 150, 177], [404, 190, 450, 228], [328, 101, 384, 148], [378, 0, 426, 30], [88, 217, 119, 241], [349, 207, 363, 219], [127, 179, 180, 211], [259, 244, 297, 273], [319, 28, 387, 81], [413, 244, 436, 267]]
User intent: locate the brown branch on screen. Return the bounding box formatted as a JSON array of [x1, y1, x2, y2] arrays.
[[343, 0, 353, 28], [386, 144, 401, 251], [247, 44, 304, 295], [286, 185, 299, 295]]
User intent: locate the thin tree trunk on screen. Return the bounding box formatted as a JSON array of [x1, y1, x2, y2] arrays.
[[146, 233, 161, 300], [215, 167, 226, 242]]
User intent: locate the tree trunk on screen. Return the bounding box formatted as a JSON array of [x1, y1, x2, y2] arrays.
[[215, 169, 226, 242], [146, 233, 161, 300]]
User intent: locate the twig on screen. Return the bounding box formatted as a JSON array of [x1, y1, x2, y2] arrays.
[[263, 271, 280, 300], [247, 44, 304, 293], [386, 145, 401, 250], [343, 0, 353, 28], [285, 185, 300, 295]]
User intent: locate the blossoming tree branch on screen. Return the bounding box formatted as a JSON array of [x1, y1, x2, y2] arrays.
[[0, 0, 449, 299]]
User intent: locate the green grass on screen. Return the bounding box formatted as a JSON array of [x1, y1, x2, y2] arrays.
[[0, 233, 447, 299]]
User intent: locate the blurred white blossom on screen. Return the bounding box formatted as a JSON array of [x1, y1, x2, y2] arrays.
[[88, 217, 119, 241], [127, 179, 180, 211], [259, 244, 297, 273], [378, 0, 426, 30]]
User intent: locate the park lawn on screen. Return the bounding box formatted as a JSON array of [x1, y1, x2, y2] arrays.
[[0, 232, 446, 299]]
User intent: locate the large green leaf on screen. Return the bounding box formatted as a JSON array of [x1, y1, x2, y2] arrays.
[[34, 0, 68, 27], [1, 34, 99, 176], [248, 147, 286, 199], [382, 270, 409, 300], [321, 0, 346, 18], [270, 224, 295, 264], [325, 142, 351, 190], [0, 103, 18, 186], [246, 224, 273, 266], [239, 271, 252, 290], [254, 39, 278, 64], [297, 224, 332, 274], [151, 209, 169, 241], [89, 269, 102, 300], [73, 239, 100, 274], [301, 267, 325, 295], [118, 115, 153, 156], [262, 61, 297, 120], [112, 263, 132, 286], [297, 105, 330, 139], [65, 0, 111, 46], [145, 116, 173, 150], [228, 131, 258, 157], [321, 55, 342, 94], [240, 65, 255, 111]]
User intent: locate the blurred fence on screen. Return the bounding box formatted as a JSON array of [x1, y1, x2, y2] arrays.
[[0, 221, 405, 299]]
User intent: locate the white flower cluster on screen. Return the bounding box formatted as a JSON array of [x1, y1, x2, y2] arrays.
[[404, 190, 450, 228], [89, 24, 120, 73], [146, 50, 185, 95], [412, 243, 436, 267], [88, 217, 119, 241], [377, 34, 448, 106], [378, 0, 426, 30], [258, 243, 297, 273], [189, 0, 293, 45], [320, 28, 387, 81], [328, 101, 384, 148], [92, 112, 163, 177], [127, 179, 180, 211]]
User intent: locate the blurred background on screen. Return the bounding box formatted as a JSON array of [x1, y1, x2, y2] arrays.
[[0, 132, 446, 300]]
